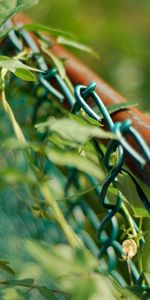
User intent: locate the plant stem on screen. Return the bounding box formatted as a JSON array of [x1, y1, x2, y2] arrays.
[[121, 202, 137, 238], [40, 183, 82, 248], [127, 258, 133, 286], [0, 69, 82, 250], [138, 218, 144, 276]]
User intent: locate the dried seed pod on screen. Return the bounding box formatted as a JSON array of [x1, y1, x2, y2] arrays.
[[122, 239, 138, 258]]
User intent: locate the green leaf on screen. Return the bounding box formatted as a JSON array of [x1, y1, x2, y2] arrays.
[[70, 273, 119, 300], [0, 26, 16, 41], [94, 101, 138, 118], [17, 0, 39, 10], [0, 165, 35, 186], [16, 289, 29, 300], [122, 169, 150, 213], [26, 242, 97, 278], [71, 278, 96, 300], [0, 288, 27, 300], [0, 0, 39, 27], [35, 117, 116, 144], [15, 68, 36, 81], [45, 147, 104, 181], [2, 137, 30, 150], [0, 259, 15, 275], [0, 56, 42, 73], [37, 286, 57, 299], [119, 285, 143, 299], [2, 137, 102, 182], [42, 47, 66, 79], [57, 36, 99, 58], [106, 101, 138, 115], [0, 3, 23, 28], [134, 177, 150, 201], [1, 94, 26, 143], [1, 278, 34, 287], [24, 23, 76, 39], [70, 111, 102, 127], [144, 272, 150, 285], [116, 172, 150, 218]]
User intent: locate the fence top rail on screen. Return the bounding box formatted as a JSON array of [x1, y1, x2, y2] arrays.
[[6, 13, 150, 186]]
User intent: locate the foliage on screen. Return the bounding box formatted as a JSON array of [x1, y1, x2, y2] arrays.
[[28, 0, 150, 111], [0, 1, 150, 300], [0, 0, 39, 27]]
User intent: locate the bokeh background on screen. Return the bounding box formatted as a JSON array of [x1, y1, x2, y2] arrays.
[[28, 0, 150, 111]]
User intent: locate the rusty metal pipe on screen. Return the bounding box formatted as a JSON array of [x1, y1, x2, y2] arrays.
[[11, 14, 150, 186]]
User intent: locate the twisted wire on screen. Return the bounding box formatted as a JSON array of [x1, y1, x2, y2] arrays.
[[2, 24, 150, 292]]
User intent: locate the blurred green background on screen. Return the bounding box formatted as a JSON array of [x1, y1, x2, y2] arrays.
[[28, 0, 150, 111]]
